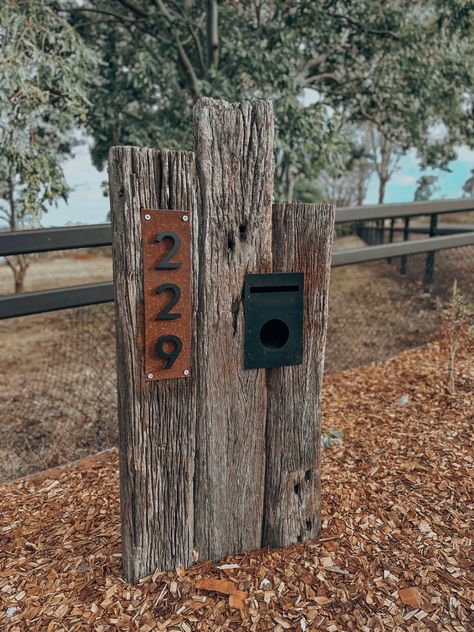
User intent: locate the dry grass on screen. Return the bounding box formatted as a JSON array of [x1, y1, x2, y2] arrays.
[[0, 337, 472, 630], [0, 253, 112, 296], [1, 246, 472, 481]]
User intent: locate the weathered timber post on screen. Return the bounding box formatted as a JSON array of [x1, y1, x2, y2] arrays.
[[109, 150, 197, 582], [109, 97, 335, 583], [192, 98, 274, 562], [263, 203, 334, 547]]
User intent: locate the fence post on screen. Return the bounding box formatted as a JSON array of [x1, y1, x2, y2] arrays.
[[376, 218, 385, 245], [109, 97, 335, 581], [400, 216, 410, 275], [387, 218, 395, 263], [424, 213, 438, 285]]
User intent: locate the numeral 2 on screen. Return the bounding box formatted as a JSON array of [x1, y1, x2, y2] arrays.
[[155, 231, 181, 269], [155, 283, 181, 320], [156, 335, 182, 369]]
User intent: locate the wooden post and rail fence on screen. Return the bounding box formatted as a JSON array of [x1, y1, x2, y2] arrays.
[[1, 198, 473, 321]]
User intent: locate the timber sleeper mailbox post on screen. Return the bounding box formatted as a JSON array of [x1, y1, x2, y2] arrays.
[[109, 97, 335, 583]]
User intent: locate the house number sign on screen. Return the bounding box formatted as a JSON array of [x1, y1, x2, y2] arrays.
[[142, 209, 192, 381]]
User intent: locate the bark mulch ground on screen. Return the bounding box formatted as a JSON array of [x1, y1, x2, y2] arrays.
[[1, 337, 472, 631]]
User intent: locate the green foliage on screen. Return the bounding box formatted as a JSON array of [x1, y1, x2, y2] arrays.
[[414, 175, 440, 201], [0, 0, 96, 228], [66, 0, 474, 200], [292, 178, 325, 204], [462, 169, 474, 196]]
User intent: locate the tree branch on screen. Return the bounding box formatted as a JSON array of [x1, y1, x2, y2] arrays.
[[329, 12, 400, 40], [206, 0, 219, 70], [151, 0, 203, 98], [114, 0, 148, 19], [168, 0, 206, 74], [67, 6, 134, 23]]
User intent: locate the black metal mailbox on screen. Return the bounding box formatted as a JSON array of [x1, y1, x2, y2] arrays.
[[244, 272, 304, 369]]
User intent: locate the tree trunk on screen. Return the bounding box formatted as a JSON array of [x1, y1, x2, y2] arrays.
[[283, 161, 296, 203], [206, 0, 219, 69], [193, 97, 274, 562], [263, 203, 334, 547], [5, 170, 30, 294], [109, 148, 197, 583], [378, 176, 387, 205], [5, 254, 29, 294]]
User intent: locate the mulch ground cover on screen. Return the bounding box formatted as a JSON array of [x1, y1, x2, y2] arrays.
[[1, 337, 472, 631]]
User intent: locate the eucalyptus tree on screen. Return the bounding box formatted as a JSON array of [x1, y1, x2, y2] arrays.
[[66, 0, 473, 200], [0, 0, 96, 292], [462, 169, 474, 197], [414, 176, 440, 202]]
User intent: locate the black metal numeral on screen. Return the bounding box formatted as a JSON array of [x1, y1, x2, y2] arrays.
[[155, 283, 181, 320], [156, 334, 182, 369], [155, 231, 181, 269]]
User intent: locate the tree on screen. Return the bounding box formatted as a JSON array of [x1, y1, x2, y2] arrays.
[[462, 169, 474, 197], [0, 0, 96, 292], [366, 126, 402, 205], [65, 0, 474, 200], [414, 176, 440, 202], [317, 130, 375, 207], [318, 161, 372, 209]]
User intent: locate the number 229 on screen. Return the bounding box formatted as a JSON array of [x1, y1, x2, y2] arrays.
[[155, 231, 183, 370]]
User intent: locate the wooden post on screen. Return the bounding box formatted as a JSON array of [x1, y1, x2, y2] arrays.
[[192, 98, 274, 561], [387, 217, 395, 263], [424, 213, 438, 285], [400, 216, 410, 275], [109, 149, 197, 582], [109, 98, 335, 581], [263, 203, 334, 547]]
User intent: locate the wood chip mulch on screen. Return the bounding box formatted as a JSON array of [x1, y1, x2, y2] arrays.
[[1, 337, 473, 631]]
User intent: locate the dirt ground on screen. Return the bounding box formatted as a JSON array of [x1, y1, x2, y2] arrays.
[[0, 243, 473, 482], [1, 337, 472, 631]]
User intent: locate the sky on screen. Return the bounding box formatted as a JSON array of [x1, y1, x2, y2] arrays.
[[42, 140, 474, 228]]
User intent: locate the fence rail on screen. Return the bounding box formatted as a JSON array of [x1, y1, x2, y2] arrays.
[[1, 198, 473, 319], [0, 223, 111, 258], [335, 197, 474, 223], [332, 231, 474, 267]]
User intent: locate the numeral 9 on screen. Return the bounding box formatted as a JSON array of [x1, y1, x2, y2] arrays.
[[156, 335, 182, 369]]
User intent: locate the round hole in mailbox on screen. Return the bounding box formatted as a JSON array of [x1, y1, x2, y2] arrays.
[[260, 319, 290, 350]]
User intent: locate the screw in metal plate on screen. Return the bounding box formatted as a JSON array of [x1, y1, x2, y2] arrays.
[[147, 373, 154, 379], [183, 369, 190, 376], [182, 215, 189, 222], [144, 214, 151, 220]]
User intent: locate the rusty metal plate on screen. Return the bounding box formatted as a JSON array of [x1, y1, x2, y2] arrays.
[[142, 209, 191, 381]]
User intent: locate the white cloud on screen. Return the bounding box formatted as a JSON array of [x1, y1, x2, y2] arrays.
[[454, 145, 474, 164], [391, 174, 417, 186]]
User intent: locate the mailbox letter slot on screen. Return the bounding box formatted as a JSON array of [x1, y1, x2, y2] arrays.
[[244, 272, 304, 369]]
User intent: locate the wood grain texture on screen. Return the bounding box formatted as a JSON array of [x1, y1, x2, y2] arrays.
[[193, 98, 274, 561], [263, 203, 335, 548], [109, 148, 197, 582]]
